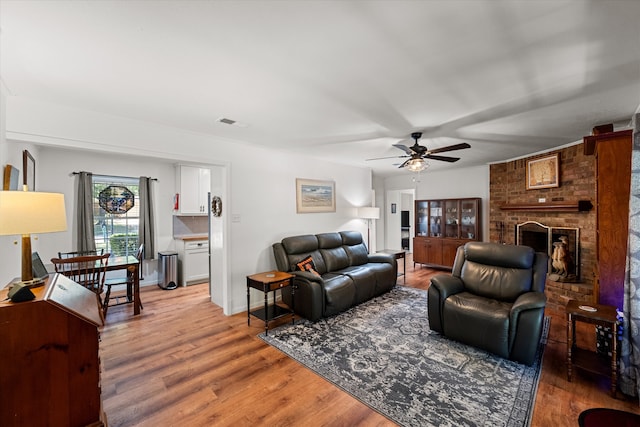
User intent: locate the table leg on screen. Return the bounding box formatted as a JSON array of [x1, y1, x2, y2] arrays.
[[133, 264, 141, 315], [611, 324, 618, 397], [264, 287, 269, 335], [247, 281, 250, 326], [403, 256, 406, 283], [567, 313, 573, 382], [291, 281, 295, 325]]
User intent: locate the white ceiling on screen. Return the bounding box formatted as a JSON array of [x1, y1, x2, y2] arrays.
[[1, 0, 639, 177]]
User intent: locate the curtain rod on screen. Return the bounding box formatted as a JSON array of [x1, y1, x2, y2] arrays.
[[72, 172, 158, 181]]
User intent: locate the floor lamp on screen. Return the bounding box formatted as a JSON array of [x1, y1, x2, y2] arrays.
[[0, 191, 67, 287], [358, 207, 380, 253]]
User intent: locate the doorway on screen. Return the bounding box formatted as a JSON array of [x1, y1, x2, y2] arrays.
[[385, 189, 415, 252]]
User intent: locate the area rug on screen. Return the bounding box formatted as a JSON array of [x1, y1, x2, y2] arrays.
[[259, 286, 548, 427]]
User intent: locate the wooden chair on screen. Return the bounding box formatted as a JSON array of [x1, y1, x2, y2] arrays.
[[51, 253, 110, 309], [102, 244, 144, 316], [57, 248, 104, 258]]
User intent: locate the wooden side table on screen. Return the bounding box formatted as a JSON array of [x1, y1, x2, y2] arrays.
[[566, 299, 619, 397], [378, 249, 406, 283], [247, 271, 294, 334]]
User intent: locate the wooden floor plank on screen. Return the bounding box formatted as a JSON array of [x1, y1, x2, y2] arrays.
[[100, 256, 639, 426]]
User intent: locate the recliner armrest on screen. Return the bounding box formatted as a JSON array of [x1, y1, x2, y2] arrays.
[[509, 291, 546, 324], [427, 274, 465, 333], [430, 274, 465, 299], [510, 291, 546, 313]]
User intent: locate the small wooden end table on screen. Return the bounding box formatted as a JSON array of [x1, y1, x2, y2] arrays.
[[247, 271, 294, 334], [378, 249, 406, 283], [566, 299, 619, 397]]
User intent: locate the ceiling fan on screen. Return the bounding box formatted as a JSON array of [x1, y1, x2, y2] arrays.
[[367, 132, 471, 172]]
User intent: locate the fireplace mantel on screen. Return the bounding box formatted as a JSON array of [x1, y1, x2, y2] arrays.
[[500, 200, 593, 212]]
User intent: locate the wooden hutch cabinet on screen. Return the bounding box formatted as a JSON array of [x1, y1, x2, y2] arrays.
[[0, 274, 105, 427], [413, 197, 482, 268]]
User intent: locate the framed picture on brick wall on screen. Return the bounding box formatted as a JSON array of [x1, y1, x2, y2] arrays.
[[526, 153, 559, 190]]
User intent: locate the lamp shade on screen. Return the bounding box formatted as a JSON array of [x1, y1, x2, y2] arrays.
[[358, 207, 380, 220], [0, 191, 67, 235]]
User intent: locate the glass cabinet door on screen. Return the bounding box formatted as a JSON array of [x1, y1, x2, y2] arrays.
[[445, 200, 459, 238], [415, 201, 429, 237], [460, 199, 478, 240], [429, 201, 442, 237]]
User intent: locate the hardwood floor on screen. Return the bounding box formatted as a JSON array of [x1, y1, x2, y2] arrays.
[[100, 255, 640, 426]]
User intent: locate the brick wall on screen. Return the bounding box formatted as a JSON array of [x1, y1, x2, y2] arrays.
[[489, 143, 597, 314]]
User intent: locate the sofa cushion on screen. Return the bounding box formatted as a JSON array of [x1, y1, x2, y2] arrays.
[[317, 232, 343, 249], [322, 274, 355, 317], [340, 231, 369, 265], [296, 255, 320, 276], [443, 292, 512, 358], [343, 243, 368, 266], [364, 262, 397, 294], [337, 266, 376, 303], [321, 246, 350, 271], [282, 234, 318, 254]]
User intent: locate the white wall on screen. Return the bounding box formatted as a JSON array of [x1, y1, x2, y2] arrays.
[[375, 165, 490, 247], [3, 96, 374, 315]]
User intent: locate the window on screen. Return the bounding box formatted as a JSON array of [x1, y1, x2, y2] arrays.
[[92, 175, 139, 257]]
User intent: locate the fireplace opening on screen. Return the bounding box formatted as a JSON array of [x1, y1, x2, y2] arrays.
[[516, 221, 579, 282]]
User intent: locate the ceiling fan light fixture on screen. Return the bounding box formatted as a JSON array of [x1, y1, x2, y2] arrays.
[[406, 158, 429, 172]]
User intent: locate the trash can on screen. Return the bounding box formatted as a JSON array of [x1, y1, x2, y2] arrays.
[[158, 251, 178, 290]]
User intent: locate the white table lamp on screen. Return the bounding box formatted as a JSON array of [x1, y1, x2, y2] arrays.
[[0, 191, 67, 286]]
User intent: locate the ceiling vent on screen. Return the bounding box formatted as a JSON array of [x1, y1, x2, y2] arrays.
[[216, 117, 236, 125], [215, 117, 248, 127]]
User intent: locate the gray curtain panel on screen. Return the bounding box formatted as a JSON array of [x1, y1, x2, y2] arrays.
[[76, 171, 96, 253], [139, 176, 155, 260], [621, 112, 640, 401]]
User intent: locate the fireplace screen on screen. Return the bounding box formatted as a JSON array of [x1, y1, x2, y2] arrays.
[[516, 221, 579, 282]]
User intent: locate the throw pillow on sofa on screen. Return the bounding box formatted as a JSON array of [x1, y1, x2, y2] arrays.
[[296, 255, 320, 276]]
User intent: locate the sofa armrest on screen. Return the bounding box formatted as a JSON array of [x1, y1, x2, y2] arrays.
[[367, 253, 394, 264], [427, 274, 465, 333], [281, 271, 325, 322], [292, 270, 324, 283]]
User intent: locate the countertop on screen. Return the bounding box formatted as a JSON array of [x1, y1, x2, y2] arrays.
[[174, 235, 208, 241]]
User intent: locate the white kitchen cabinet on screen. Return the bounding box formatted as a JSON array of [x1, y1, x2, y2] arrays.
[[176, 238, 209, 286], [176, 165, 211, 214]]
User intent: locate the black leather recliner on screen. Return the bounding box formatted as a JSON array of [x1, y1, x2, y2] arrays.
[[428, 242, 548, 365]]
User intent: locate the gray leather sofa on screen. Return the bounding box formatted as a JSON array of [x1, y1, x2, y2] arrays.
[[272, 231, 397, 321], [428, 242, 548, 365]]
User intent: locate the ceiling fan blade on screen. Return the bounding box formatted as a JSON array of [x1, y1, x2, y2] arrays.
[[427, 142, 471, 155], [424, 154, 460, 163], [392, 144, 413, 155], [397, 159, 411, 168], [365, 155, 409, 161]]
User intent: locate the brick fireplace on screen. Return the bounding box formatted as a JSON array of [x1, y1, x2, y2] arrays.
[[516, 221, 580, 281], [489, 143, 596, 314]]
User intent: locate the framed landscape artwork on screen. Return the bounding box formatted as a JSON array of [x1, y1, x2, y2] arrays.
[[296, 178, 335, 213], [526, 153, 559, 190]]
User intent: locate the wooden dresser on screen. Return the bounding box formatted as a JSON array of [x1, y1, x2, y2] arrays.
[[0, 274, 106, 426]]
